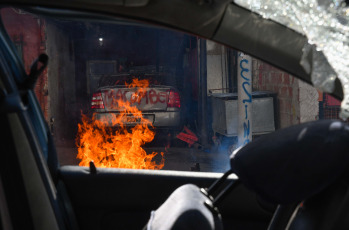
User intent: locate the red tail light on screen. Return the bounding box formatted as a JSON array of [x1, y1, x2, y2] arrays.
[[167, 90, 180, 108], [91, 92, 104, 109]]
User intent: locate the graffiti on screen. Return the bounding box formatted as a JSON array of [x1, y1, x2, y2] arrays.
[[240, 59, 250, 81], [243, 120, 250, 137], [239, 56, 252, 146], [242, 82, 252, 103], [104, 89, 168, 105]]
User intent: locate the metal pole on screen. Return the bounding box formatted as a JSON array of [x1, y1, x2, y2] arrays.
[[237, 52, 252, 147], [198, 38, 208, 147]]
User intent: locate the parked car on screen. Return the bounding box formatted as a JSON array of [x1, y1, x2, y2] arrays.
[[91, 73, 181, 128], [0, 1, 349, 230]]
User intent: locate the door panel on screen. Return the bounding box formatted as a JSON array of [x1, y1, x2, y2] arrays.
[[59, 166, 273, 230]]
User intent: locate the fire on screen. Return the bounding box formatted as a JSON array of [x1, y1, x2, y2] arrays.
[[76, 79, 165, 169]]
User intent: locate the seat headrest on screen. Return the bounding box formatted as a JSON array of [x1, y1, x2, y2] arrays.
[[146, 184, 223, 230], [230, 120, 349, 204]]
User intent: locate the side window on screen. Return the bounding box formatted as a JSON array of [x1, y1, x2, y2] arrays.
[[1, 7, 346, 173]]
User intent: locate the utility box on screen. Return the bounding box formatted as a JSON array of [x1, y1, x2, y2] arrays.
[[210, 91, 277, 136]]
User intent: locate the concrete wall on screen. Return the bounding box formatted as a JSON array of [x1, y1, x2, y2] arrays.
[[299, 80, 319, 122], [46, 22, 76, 142], [206, 40, 229, 93]]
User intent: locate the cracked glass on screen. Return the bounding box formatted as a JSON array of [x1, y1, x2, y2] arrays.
[[234, 0, 349, 119]]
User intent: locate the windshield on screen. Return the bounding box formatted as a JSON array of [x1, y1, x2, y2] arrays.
[[1, 7, 347, 172], [234, 0, 349, 119]]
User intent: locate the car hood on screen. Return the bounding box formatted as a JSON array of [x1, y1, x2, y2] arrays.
[[0, 0, 347, 117]]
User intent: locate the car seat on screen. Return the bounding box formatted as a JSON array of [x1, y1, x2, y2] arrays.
[[146, 119, 349, 230]]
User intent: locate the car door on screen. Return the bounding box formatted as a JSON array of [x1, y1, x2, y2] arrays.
[[0, 14, 66, 230]]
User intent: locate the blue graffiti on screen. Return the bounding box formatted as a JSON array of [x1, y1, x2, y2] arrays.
[[239, 57, 252, 146], [240, 59, 250, 81], [242, 82, 252, 103], [244, 120, 250, 138]]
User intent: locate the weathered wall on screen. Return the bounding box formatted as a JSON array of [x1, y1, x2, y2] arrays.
[[206, 40, 229, 93], [2, 8, 49, 120], [299, 81, 319, 122], [46, 22, 76, 142], [252, 60, 301, 128]]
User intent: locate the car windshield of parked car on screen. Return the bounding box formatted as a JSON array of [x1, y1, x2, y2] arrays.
[[1, 7, 347, 173]]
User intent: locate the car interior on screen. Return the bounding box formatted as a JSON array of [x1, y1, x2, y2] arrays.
[[0, 1, 349, 230]]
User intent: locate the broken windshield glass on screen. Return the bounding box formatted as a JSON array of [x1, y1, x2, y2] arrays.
[[234, 0, 349, 119]]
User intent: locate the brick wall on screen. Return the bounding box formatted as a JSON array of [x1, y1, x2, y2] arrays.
[[252, 59, 301, 128], [1, 8, 49, 121]]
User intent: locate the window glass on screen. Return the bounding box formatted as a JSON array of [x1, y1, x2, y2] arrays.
[[1, 7, 346, 172]]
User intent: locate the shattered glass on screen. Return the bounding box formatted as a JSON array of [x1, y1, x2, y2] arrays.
[[234, 0, 349, 119], [300, 43, 337, 93]]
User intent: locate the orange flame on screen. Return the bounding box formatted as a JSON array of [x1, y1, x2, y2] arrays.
[[76, 78, 165, 169]]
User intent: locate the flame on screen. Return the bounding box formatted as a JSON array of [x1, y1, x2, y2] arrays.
[[76, 78, 165, 169]]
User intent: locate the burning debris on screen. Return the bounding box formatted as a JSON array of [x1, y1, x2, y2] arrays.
[[76, 79, 165, 169]]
